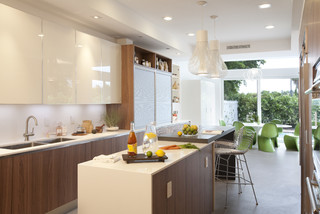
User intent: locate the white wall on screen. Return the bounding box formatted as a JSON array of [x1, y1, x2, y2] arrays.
[[176, 60, 224, 125], [0, 105, 106, 144]]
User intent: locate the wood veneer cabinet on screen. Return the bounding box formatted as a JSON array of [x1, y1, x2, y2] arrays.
[[152, 144, 213, 214], [0, 132, 143, 214], [0, 157, 12, 214], [108, 45, 172, 130]]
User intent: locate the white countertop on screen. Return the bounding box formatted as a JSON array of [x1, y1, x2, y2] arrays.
[[79, 141, 209, 175], [0, 130, 130, 157]]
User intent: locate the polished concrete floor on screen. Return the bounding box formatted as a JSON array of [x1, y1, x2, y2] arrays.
[[66, 133, 301, 214], [214, 136, 301, 214]]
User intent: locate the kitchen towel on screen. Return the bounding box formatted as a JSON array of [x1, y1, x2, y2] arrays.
[[201, 130, 224, 135], [93, 154, 120, 163]]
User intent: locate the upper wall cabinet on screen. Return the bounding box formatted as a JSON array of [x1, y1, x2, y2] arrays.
[[101, 39, 121, 104], [0, 4, 42, 104], [76, 31, 102, 104], [43, 20, 76, 104]]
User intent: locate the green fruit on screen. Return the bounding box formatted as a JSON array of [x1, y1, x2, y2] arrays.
[[92, 129, 97, 134], [146, 151, 152, 157]]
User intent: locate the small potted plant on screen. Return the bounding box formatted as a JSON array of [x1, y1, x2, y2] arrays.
[[103, 110, 120, 131]]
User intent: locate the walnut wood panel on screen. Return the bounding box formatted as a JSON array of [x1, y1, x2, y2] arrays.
[[199, 145, 213, 214], [185, 151, 200, 214], [90, 138, 113, 159], [12, 144, 88, 214], [152, 168, 168, 214], [0, 157, 12, 214]]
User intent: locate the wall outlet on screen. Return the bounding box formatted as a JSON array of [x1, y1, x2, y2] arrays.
[[167, 181, 172, 198]]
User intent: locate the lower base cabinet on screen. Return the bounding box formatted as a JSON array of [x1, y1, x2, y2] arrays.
[[152, 144, 212, 214], [0, 131, 144, 214]]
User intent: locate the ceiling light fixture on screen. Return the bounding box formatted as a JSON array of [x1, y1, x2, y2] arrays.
[[208, 15, 227, 79], [163, 16, 173, 21], [259, 3, 271, 9], [92, 15, 101, 19], [188, 0, 210, 76], [265, 25, 275, 29], [187, 33, 195, 37]]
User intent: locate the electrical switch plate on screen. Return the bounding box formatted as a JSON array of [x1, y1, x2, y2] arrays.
[[167, 181, 172, 198], [205, 156, 208, 168]]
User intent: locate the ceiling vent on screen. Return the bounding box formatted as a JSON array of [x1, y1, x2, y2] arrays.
[[226, 44, 251, 50]]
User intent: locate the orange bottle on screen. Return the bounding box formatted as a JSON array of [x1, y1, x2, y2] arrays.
[[127, 122, 137, 156]]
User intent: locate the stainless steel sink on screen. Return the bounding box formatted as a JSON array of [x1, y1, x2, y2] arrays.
[[0, 138, 75, 150], [36, 137, 74, 144], [0, 142, 46, 150]]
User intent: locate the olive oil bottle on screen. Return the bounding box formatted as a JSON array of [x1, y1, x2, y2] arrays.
[[127, 122, 137, 156]]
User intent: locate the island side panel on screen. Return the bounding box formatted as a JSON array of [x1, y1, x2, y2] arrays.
[[78, 164, 152, 214]]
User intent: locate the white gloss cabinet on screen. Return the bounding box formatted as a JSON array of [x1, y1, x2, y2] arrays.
[[0, 4, 42, 104], [43, 20, 76, 104], [76, 31, 102, 104], [156, 71, 172, 124], [101, 39, 121, 104]]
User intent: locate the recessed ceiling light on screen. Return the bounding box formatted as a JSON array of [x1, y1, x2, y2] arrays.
[[176, 52, 181, 55], [265, 25, 275, 29], [38, 34, 44, 37], [92, 15, 101, 19], [163, 16, 173, 21], [259, 3, 271, 9], [187, 33, 195, 37]]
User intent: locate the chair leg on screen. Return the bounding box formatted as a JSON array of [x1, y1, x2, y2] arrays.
[[236, 156, 242, 194], [242, 154, 258, 205], [225, 155, 230, 209]]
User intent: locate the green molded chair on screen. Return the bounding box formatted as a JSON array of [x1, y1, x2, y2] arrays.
[[233, 121, 244, 132], [314, 126, 320, 150], [258, 123, 278, 152], [219, 120, 226, 126], [271, 119, 283, 133], [283, 123, 300, 151], [245, 126, 257, 149]]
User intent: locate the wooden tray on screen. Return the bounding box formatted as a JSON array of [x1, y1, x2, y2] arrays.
[[122, 154, 168, 164], [72, 132, 88, 136]]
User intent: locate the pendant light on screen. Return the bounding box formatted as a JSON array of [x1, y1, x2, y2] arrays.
[[208, 15, 227, 79], [188, 1, 210, 76]]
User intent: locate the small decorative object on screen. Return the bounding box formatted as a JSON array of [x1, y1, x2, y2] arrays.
[[182, 124, 198, 136], [134, 56, 139, 64], [103, 110, 120, 131], [82, 120, 93, 133], [95, 124, 105, 133], [142, 59, 146, 66], [164, 61, 169, 72]]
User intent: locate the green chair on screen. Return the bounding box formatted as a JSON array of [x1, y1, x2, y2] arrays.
[[233, 121, 244, 132], [219, 120, 226, 126], [283, 123, 300, 151], [314, 126, 320, 150], [271, 119, 283, 133], [245, 126, 257, 149], [258, 123, 278, 152]]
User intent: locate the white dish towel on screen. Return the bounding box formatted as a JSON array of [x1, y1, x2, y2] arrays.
[[93, 154, 120, 163]]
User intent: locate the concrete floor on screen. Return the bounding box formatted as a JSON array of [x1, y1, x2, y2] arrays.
[[66, 134, 301, 214], [214, 136, 301, 214]]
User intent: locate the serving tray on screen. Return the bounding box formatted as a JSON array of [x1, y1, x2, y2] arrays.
[[122, 154, 168, 164]]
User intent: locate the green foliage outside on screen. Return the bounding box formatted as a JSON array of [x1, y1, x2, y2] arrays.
[[232, 91, 299, 126]]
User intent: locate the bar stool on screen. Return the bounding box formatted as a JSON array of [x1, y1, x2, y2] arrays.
[[215, 127, 258, 208]]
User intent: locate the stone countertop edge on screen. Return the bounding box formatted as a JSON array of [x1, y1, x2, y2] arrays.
[[0, 121, 190, 158]]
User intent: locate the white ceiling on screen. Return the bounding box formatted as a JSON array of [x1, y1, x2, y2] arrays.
[[6, 0, 304, 62]]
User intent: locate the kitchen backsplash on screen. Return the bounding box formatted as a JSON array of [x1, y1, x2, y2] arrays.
[[0, 105, 106, 144]]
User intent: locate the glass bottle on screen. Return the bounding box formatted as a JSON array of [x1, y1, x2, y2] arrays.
[[56, 122, 62, 136], [127, 122, 137, 156], [142, 122, 158, 154]]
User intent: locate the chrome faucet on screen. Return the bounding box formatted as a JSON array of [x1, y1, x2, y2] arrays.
[[23, 115, 38, 141]]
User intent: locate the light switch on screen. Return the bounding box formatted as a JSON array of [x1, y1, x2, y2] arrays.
[[167, 181, 172, 198], [205, 156, 208, 168]]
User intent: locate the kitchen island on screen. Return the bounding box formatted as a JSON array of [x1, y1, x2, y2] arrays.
[[78, 126, 235, 214], [78, 141, 213, 214]]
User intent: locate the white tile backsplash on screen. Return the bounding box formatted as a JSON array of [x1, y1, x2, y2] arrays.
[[0, 104, 106, 144]]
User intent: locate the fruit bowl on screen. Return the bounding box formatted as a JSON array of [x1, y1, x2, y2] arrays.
[[181, 124, 198, 136]]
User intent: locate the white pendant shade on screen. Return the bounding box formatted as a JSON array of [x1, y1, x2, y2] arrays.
[[188, 30, 210, 76], [208, 40, 227, 79]]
